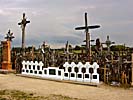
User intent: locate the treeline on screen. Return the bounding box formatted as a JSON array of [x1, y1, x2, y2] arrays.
[[11, 44, 133, 54]]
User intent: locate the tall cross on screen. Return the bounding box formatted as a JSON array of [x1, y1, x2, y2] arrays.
[[18, 13, 30, 56], [75, 12, 100, 61]]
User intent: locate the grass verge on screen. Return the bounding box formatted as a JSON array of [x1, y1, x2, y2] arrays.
[[0, 90, 85, 100]]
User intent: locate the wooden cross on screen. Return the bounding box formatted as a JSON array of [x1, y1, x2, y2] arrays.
[[101, 64, 109, 83], [18, 13, 30, 56], [63, 41, 73, 61], [102, 35, 115, 53], [75, 12, 100, 62]]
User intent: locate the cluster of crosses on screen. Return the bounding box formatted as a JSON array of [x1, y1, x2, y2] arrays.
[[16, 13, 132, 85], [0, 12, 132, 85]]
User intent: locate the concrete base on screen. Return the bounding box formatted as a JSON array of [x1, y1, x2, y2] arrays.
[[0, 69, 15, 74], [17, 74, 99, 87], [2, 62, 12, 70]]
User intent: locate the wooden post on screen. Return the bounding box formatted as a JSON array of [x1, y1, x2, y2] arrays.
[[131, 53, 133, 86], [101, 64, 109, 83], [104, 64, 106, 83], [31, 45, 34, 61]]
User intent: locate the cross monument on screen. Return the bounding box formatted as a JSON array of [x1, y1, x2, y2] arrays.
[[75, 12, 100, 61], [18, 13, 30, 56]]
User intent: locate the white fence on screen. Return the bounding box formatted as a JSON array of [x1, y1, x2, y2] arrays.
[[21, 61, 99, 83]]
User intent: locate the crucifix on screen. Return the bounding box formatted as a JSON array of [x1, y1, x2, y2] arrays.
[[75, 12, 100, 62], [18, 13, 30, 56]]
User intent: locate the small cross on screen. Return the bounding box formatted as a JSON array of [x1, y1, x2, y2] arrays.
[[18, 13, 30, 28], [102, 35, 115, 53], [5, 29, 15, 41]]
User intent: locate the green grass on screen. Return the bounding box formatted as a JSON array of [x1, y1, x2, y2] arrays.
[[0, 90, 44, 100], [0, 90, 85, 100], [73, 50, 82, 54]]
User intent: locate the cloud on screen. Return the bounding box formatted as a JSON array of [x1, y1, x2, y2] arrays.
[[0, 0, 133, 48]]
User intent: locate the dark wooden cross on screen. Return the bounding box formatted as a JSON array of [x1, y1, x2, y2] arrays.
[[75, 12, 100, 62], [5, 29, 15, 41], [18, 13, 30, 56]]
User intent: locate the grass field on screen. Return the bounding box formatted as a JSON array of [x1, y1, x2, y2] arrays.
[[0, 90, 83, 100]]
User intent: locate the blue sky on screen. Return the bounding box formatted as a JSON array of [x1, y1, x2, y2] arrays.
[[0, 0, 133, 48]]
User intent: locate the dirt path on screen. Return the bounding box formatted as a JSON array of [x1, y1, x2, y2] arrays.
[[0, 74, 133, 100]]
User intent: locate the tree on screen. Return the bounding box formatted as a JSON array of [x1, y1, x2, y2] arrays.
[[111, 45, 125, 51], [74, 45, 81, 50]]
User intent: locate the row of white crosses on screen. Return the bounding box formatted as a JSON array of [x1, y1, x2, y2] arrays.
[[21, 61, 99, 83], [21, 61, 64, 80], [22, 61, 43, 76], [63, 62, 99, 83]]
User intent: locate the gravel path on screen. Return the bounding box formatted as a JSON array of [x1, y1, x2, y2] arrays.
[[0, 74, 133, 100]]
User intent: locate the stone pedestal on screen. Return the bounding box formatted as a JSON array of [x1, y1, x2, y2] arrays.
[[1, 41, 12, 70], [2, 62, 12, 70], [131, 53, 133, 86]]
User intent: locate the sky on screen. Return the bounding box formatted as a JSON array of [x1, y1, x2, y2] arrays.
[[0, 0, 133, 48]]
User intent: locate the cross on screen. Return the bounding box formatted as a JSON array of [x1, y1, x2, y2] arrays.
[[18, 13, 30, 56], [75, 12, 100, 62], [102, 35, 115, 53], [63, 41, 73, 61], [5, 29, 15, 41], [41, 41, 46, 67], [101, 63, 110, 83]]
